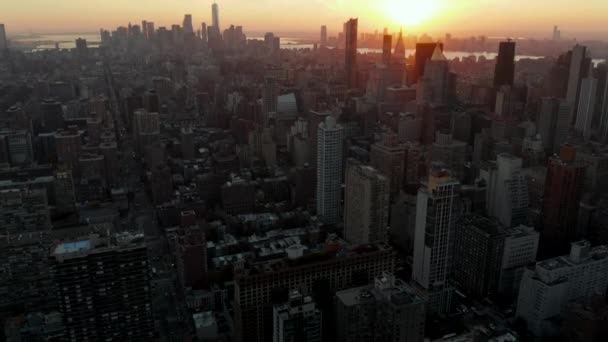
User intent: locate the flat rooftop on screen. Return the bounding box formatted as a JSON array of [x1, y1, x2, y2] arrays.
[[54, 240, 92, 255]]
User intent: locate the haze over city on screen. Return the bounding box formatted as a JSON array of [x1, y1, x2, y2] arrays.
[[2, 0, 608, 39]]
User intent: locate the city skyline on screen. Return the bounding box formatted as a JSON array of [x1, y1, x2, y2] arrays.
[[1, 0, 608, 40]]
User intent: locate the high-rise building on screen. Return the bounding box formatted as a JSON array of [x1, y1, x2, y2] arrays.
[[273, 290, 322, 342], [414, 42, 443, 83], [498, 225, 539, 297], [538, 97, 562, 152], [598, 68, 608, 142], [453, 215, 506, 297], [417, 45, 450, 106], [429, 132, 467, 182], [552, 25, 561, 41], [175, 211, 208, 290], [493, 41, 516, 87], [316, 116, 344, 225], [517, 241, 608, 337], [344, 159, 390, 244], [335, 272, 426, 342], [483, 153, 529, 227], [183, 14, 194, 34], [234, 243, 395, 342], [542, 145, 586, 256], [263, 76, 279, 115], [370, 133, 406, 195], [574, 71, 598, 140], [566, 45, 591, 122], [344, 18, 358, 88], [52, 233, 155, 342], [412, 166, 461, 314], [320, 25, 327, 47], [382, 34, 392, 64], [212, 2, 220, 32], [0, 24, 7, 52], [393, 29, 405, 60]]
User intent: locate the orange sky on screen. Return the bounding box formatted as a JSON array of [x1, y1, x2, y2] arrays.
[[1, 0, 607, 40]]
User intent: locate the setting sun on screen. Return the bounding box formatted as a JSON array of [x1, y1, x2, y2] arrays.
[[384, 0, 441, 27]]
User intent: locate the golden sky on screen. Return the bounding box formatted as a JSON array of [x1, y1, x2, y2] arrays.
[[1, 0, 607, 39]]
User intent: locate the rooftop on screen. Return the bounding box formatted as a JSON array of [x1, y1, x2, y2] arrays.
[[54, 240, 92, 255]]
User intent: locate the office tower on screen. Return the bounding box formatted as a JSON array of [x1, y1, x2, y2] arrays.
[[54, 127, 82, 172], [494, 85, 513, 118], [146, 22, 155, 40], [40, 98, 64, 133], [54, 171, 76, 215], [566, 45, 591, 122], [412, 166, 461, 314], [201, 22, 208, 44], [0, 24, 7, 52], [498, 225, 539, 297], [574, 72, 598, 140], [417, 45, 450, 106], [493, 41, 516, 87], [176, 212, 208, 290], [599, 70, 608, 142], [335, 272, 426, 342], [429, 132, 467, 182], [52, 233, 155, 342], [382, 34, 392, 64], [5, 130, 33, 166], [553, 25, 561, 41], [414, 42, 443, 83], [542, 145, 586, 256], [453, 215, 505, 297], [75, 38, 88, 56], [273, 290, 322, 342], [390, 188, 418, 253], [344, 159, 389, 244], [538, 97, 562, 152], [183, 14, 194, 34], [344, 18, 358, 88], [263, 76, 279, 115], [320, 25, 327, 47], [133, 109, 160, 154], [370, 133, 406, 195], [394, 28, 405, 60], [212, 2, 220, 32], [553, 100, 572, 153], [517, 241, 608, 337], [484, 153, 529, 227], [316, 116, 344, 225], [234, 243, 395, 342]]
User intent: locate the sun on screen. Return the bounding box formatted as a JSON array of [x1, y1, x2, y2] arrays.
[[384, 0, 441, 27]]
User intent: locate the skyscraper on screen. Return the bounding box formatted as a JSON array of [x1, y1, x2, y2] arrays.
[[182, 14, 194, 34], [394, 29, 405, 60], [566, 45, 591, 122], [263, 76, 279, 115], [493, 40, 516, 87], [370, 133, 406, 195], [344, 18, 358, 88], [453, 215, 506, 297], [0, 24, 7, 52], [212, 2, 220, 32], [412, 166, 461, 314], [414, 42, 443, 83], [344, 159, 390, 244], [382, 34, 392, 64], [417, 45, 450, 106], [52, 233, 155, 341], [320, 25, 327, 47], [542, 145, 586, 256], [316, 116, 344, 225], [484, 153, 529, 227], [574, 70, 598, 140], [273, 290, 322, 342], [538, 97, 562, 152]]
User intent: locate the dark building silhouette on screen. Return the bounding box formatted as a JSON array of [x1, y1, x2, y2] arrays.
[[494, 41, 516, 87], [542, 145, 586, 256], [414, 42, 443, 84], [344, 18, 358, 88]]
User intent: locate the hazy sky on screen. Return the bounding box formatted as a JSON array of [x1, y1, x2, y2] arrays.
[[1, 0, 608, 39]]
